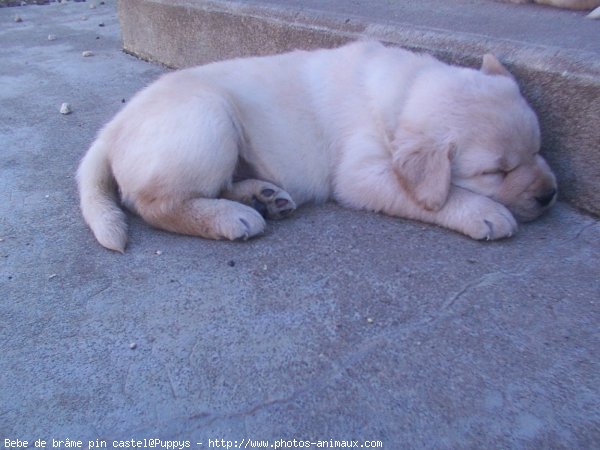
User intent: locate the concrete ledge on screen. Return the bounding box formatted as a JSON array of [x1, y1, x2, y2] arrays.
[[117, 0, 600, 216]]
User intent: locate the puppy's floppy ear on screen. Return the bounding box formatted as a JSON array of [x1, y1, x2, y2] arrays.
[[481, 54, 513, 78], [392, 127, 456, 212]]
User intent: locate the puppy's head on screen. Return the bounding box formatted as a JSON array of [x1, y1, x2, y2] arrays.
[[393, 54, 557, 222]]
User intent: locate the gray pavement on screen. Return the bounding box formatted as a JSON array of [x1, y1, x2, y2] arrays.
[[1, 1, 599, 448]]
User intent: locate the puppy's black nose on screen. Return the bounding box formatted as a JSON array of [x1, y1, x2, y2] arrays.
[[536, 189, 557, 207]]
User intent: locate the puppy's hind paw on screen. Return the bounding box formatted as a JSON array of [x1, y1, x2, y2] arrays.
[[251, 183, 296, 220], [217, 207, 266, 241]]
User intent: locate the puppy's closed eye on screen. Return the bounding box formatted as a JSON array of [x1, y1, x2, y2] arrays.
[[481, 169, 509, 178]]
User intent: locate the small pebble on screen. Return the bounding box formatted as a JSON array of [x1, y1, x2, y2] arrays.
[[155, 250, 162, 255], [48, 274, 57, 280], [89, 2, 96, 8], [227, 260, 235, 267], [121, 98, 126, 103], [60, 103, 72, 114], [129, 342, 137, 350], [14, 15, 23, 23], [98, 22, 105, 27], [467, 258, 478, 264], [367, 317, 374, 324], [82, 50, 94, 57], [48, 34, 57, 41]]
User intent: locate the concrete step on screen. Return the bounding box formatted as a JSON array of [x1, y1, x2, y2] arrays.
[[117, 0, 600, 216]]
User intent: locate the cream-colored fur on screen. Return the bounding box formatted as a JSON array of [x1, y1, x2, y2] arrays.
[[77, 41, 557, 252]]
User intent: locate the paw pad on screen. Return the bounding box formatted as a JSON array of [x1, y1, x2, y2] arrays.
[[275, 198, 289, 208], [261, 188, 275, 198], [252, 183, 296, 220]]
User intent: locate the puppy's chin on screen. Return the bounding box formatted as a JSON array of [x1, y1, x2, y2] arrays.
[[511, 207, 547, 223], [506, 197, 557, 223]]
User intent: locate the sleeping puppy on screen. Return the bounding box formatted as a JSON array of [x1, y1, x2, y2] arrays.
[[77, 41, 557, 252]]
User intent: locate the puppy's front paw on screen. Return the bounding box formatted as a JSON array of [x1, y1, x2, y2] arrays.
[[461, 198, 518, 240], [251, 182, 296, 220]]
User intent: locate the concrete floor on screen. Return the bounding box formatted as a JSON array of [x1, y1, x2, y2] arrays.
[[0, 1, 598, 448]]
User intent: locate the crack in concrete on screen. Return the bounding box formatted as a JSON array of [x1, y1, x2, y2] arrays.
[[389, 270, 523, 331], [164, 335, 389, 432], [178, 270, 530, 430], [165, 367, 178, 399], [122, 362, 132, 396], [89, 283, 112, 299], [572, 221, 597, 240], [103, 237, 596, 435], [440, 271, 519, 313]]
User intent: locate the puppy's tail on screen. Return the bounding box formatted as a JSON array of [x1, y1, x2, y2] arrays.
[[76, 137, 127, 253]]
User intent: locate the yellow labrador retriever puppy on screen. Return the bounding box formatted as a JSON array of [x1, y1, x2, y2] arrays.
[[77, 41, 557, 252]]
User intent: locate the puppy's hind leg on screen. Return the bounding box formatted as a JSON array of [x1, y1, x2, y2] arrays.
[[136, 196, 266, 241], [222, 179, 296, 220], [120, 87, 267, 241]]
